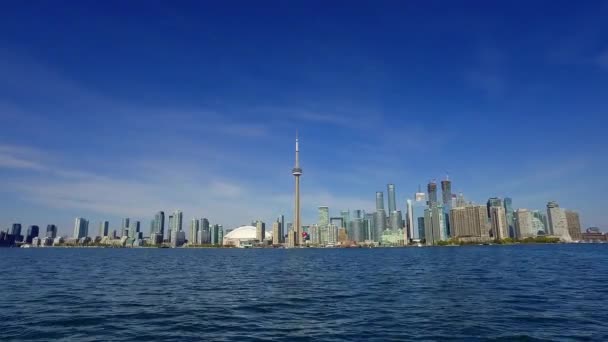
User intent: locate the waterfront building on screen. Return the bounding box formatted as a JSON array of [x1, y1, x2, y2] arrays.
[[514, 209, 535, 238], [310, 224, 321, 245], [131, 221, 142, 239], [424, 204, 445, 245], [199, 218, 210, 244], [154, 211, 165, 239], [350, 217, 365, 242], [406, 199, 414, 242], [449, 205, 490, 242], [318, 206, 329, 227], [190, 218, 200, 244], [532, 210, 548, 234], [46, 224, 57, 238], [121, 218, 130, 237], [387, 184, 396, 213], [279, 215, 285, 243], [73, 217, 89, 239], [99, 221, 109, 237], [547, 201, 572, 241], [11, 224, 23, 242], [25, 225, 39, 244], [255, 220, 266, 242], [381, 228, 405, 246], [490, 206, 509, 240], [565, 210, 582, 241], [272, 220, 282, 245], [170, 229, 186, 247], [427, 180, 438, 206], [327, 224, 338, 245], [172, 210, 183, 232], [218, 225, 224, 244], [364, 213, 375, 242], [374, 209, 386, 242], [503, 197, 515, 238]]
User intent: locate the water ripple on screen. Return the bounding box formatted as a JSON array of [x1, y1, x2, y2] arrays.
[[1, 245, 608, 341]]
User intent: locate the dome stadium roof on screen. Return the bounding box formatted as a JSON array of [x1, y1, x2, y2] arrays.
[[224, 225, 272, 240]]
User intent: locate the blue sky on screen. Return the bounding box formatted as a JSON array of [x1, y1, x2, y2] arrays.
[[1, 1, 607, 235]]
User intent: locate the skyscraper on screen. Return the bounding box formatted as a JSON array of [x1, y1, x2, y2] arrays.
[[131, 221, 141, 239], [172, 210, 183, 232], [565, 210, 582, 241], [280, 215, 285, 243], [99, 221, 109, 237], [387, 184, 396, 213], [190, 218, 200, 244], [46, 224, 57, 238], [10, 224, 23, 241], [427, 180, 438, 206], [340, 210, 350, 229], [272, 219, 282, 245], [424, 204, 445, 245], [376, 192, 385, 210], [25, 225, 39, 244], [374, 209, 386, 242], [441, 177, 452, 208], [154, 211, 165, 239], [406, 199, 414, 242], [121, 218, 130, 237], [318, 206, 329, 227], [490, 206, 508, 240], [514, 209, 535, 238], [547, 201, 571, 241], [255, 220, 266, 242], [73, 217, 89, 239], [503, 197, 515, 238]]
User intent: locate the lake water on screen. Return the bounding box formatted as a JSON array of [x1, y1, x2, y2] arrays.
[[1, 245, 607, 341]]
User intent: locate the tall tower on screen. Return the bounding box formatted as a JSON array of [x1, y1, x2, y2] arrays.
[[441, 176, 451, 208], [290, 134, 303, 247], [387, 184, 396, 213]]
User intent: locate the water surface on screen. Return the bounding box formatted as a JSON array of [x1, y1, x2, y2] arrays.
[[1, 245, 607, 341]]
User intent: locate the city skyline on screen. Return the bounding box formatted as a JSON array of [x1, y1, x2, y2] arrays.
[[1, 2, 607, 233]]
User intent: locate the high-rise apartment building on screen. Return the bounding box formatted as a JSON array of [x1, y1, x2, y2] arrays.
[[318, 206, 329, 227], [424, 204, 445, 245], [565, 210, 582, 241], [374, 209, 386, 242], [449, 205, 490, 242], [46, 224, 57, 238], [121, 218, 130, 237], [514, 209, 535, 238], [73, 217, 89, 239], [255, 220, 266, 242], [490, 206, 508, 240], [190, 218, 200, 244], [99, 221, 109, 237], [406, 199, 414, 242], [272, 220, 282, 245], [376, 192, 385, 211], [25, 225, 39, 244], [503, 197, 514, 238], [547, 201, 571, 241]]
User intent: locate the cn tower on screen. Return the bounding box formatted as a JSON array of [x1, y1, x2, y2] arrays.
[[291, 134, 302, 246]]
